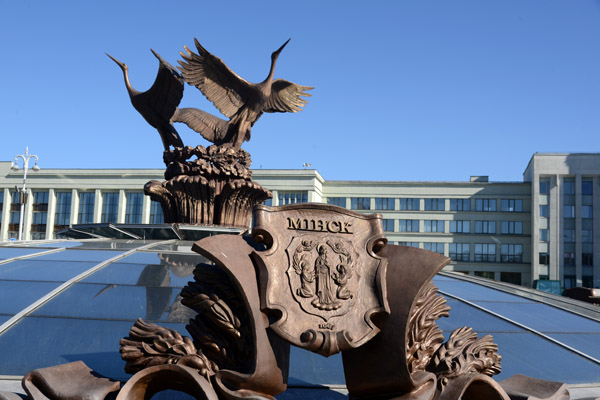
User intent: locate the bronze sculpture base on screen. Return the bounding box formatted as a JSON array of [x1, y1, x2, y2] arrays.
[[146, 144, 272, 228]]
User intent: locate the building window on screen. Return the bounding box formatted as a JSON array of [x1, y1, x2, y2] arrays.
[[279, 191, 308, 205], [474, 271, 495, 279], [9, 191, 21, 238], [563, 229, 575, 243], [474, 243, 496, 262], [582, 205, 593, 219], [425, 198, 445, 211], [475, 220, 496, 234], [563, 179, 575, 195], [31, 191, 49, 240], [78, 192, 95, 224], [375, 198, 394, 210], [382, 219, 395, 232], [327, 197, 346, 207], [539, 205, 549, 218], [582, 275, 594, 288], [101, 192, 119, 223], [264, 198, 272, 206], [500, 244, 522, 263], [149, 200, 164, 224], [54, 192, 72, 229], [539, 229, 548, 242], [582, 179, 593, 195], [450, 199, 470, 211], [399, 219, 419, 232], [350, 197, 370, 210], [0, 191, 3, 224], [501, 221, 522, 235], [582, 253, 593, 266], [564, 275, 576, 289], [501, 199, 522, 212], [399, 242, 419, 248], [125, 193, 143, 224], [475, 199, 496, 212], [539, 252, 549, 265], [500, 272, 521, 285], [423, 242, 444, 254], [563, 252, 575, 267], [449, 243, 470, 261], [449, 220, 470, 233], [400, 198, 420, 211], [424, 220, 444, 233], [563, 205, 575, 218], [539, 179, 550, 194], [582, 229, 593, 243]]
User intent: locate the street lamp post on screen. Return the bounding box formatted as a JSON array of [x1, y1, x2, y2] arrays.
[[11, 147, 40, 241]]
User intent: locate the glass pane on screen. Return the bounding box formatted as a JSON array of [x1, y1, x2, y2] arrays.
[[470, 301, 600, 333], [479, 331, 600, 384], [35, 249, 126, 262], [288, 346, 345, 386], [82, 253, 204, 287], [437, 299, 525, 333], [0, 247, 53, 260], [31, 284, 189, 322], [434, 278, 535, 303], [0, 316, 188, 381], [0, 259, 98, 281], [549, 333, 600, 360], [0, 281, 61, 314]]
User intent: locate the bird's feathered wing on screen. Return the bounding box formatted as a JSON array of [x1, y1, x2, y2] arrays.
[[178, 39, 252, 119], [264, 79, 314, 113], [142, 49, 184, 125], [172, 107, 231, 144]]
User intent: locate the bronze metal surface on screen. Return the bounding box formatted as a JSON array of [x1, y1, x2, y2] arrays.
[[22, 361, 120, 400], [252, 204, 389, 356]]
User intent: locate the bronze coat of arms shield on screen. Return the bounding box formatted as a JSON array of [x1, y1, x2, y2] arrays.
[[252, 204, 389, 356]]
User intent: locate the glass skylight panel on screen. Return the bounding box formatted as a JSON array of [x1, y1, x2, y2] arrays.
[[34, 249, 126, 262], [433, 277, 536, 303], [0, 316, 188, 381], [30, 284, 187, 323], [437, 298, 525, 333], [477, 331, 600, 384], [469, 301, 600, 334], [288, 346, 345, 386], [0, 247, 54, 260], [0, 281, 61, 314], [81, 253, 202, 287], [0, 259, 98, 282]]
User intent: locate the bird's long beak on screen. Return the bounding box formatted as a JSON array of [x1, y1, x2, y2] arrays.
[[273, 38, 291, 57], [106, 52, 127, 70]]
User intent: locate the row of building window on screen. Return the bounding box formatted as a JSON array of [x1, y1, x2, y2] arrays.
[[395, 242, 524, 263], [4, 191, 163, 240], [539, 178, 594, 195], [327, 197, 525, 212], [538, 252, 593, 267], [383, 219, 525, 235]]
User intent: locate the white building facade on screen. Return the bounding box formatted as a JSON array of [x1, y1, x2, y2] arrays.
[[1, 153, 598, 290]]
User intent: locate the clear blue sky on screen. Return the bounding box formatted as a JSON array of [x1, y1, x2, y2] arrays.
[[2, 1, 599, 182]]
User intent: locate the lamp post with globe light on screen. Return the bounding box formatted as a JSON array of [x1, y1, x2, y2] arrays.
[[11, 147, 40, 241]]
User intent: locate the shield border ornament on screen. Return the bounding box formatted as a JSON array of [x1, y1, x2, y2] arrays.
[[251, 204, 389, 357]]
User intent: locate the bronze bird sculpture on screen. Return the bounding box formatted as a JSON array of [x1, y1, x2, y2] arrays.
[[107, 50, 184, 150], [177, 39, 313, 148]]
